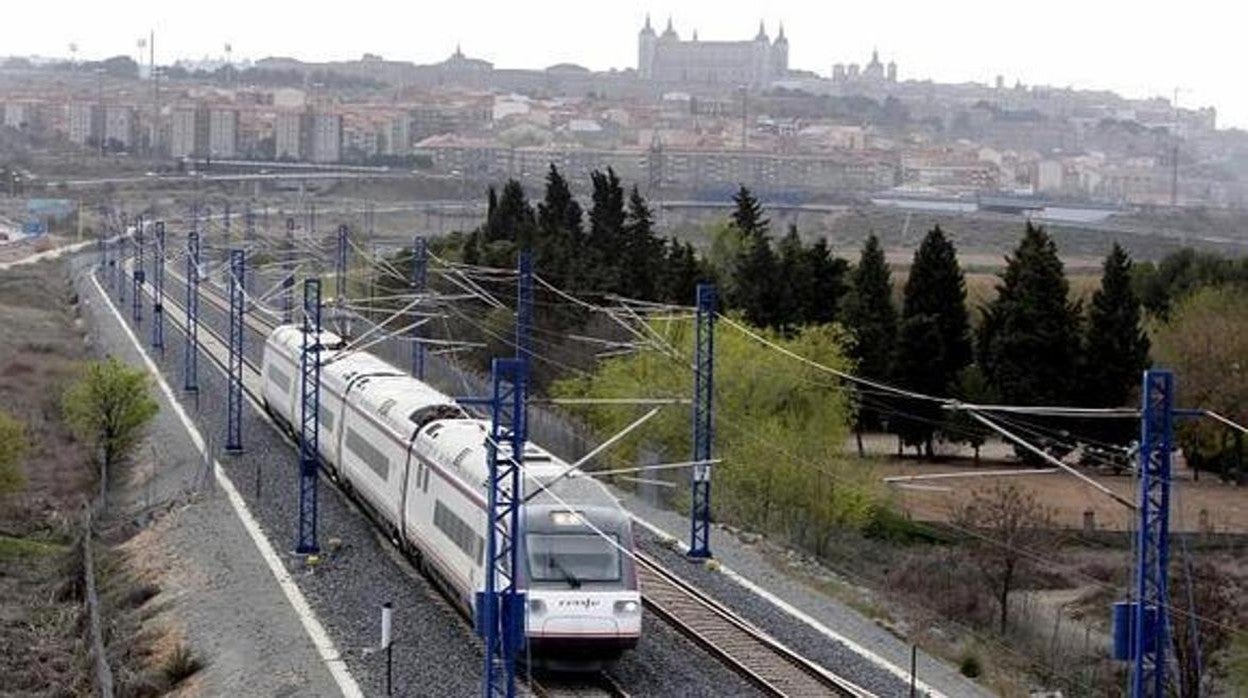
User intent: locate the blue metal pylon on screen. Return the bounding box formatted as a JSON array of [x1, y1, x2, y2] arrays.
[[184, 230, 200, 393], [283, 217, 296, 323], [411, 237, 427, 379], [335, 224, 348, 302], [118, 236, 127, 305], [689, 283, 716, 559], [1132, 369, 1175, 697], [244, 205, 256, 295], [132, 218, 145, 324], [151, 221, 165, 351], [226, 249, 246, 453], [296, 279, 323, 555], [478, 357, 527, 698], [516, 250, 533, 363]]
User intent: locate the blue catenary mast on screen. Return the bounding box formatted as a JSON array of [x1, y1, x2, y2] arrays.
[[516, 250, 533, 363], [479, 357, 527, 698], [410, 236, 427, 379], [244, 204, 256, 295], [283, 217, 295, 323], [184, 230, 200, 393], [226, 248, 245, 453], [132, 217, 145, 324], [1132, 369, 1175, 697], [689, 283, 716, 559], [296, 278, 323, 555], [151, 221, 165, 351], [335, 224, 348, 303]]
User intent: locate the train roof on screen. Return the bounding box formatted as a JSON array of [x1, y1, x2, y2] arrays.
[[417, 419, 620, 510]]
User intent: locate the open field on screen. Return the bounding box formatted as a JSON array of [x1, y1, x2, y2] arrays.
[[870, 457, 1248, 534]]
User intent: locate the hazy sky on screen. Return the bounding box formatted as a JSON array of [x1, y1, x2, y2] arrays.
[[10, 1, 1245, 128]]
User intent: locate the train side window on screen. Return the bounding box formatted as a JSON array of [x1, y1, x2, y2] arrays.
[[422, 464, 431, 492]]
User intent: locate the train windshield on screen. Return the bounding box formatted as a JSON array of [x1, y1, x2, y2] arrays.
[[526, 533, 621, 587]]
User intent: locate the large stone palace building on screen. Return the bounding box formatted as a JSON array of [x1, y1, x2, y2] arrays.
[[638, 16, 788, 88]]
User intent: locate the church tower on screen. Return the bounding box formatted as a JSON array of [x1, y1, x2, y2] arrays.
[[771, 22, 789, 81], [751, 20, 771, 88], [638, 14, 657, 79]]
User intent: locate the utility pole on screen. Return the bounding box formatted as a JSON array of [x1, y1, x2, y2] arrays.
[[335, 224, 348, 303], [689, 283, 716, 559], [226, 249, 245, 453], [296, 278, 323, 556]]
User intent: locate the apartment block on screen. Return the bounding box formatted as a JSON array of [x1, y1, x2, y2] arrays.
[[275, 111, 308, 160], [309, 114, 342, 163], [208, 109, 239, 158], [104, 106, 138, 149], [67, 103, 103, 145], [170, 106, 209, 158]]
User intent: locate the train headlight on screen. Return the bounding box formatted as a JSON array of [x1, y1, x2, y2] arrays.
[[528, 599, 545, 614], [550, 510, 582, 526], [614, 600, 640, 615]]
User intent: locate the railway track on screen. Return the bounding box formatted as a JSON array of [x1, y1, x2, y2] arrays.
[[118, 258, 877, 697], [636, 552, 872, 697]]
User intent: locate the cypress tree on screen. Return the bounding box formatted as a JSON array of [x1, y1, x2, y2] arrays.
[[661, 238, 703, 304], [732, 233, 780, 329], [1083, 243, 1151, 408], [979, 222, 1083, 407], [535, 164, 583, 286], [490, 179, 535, 246], [843, 234, 897, 451], [586, 168, 626, 292]]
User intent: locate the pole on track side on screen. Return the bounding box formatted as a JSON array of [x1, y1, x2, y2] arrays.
[[225, 248, 245, 453], [688, 283, 716, 559], [184, 230, 200, 393], [411, 236, 427, 380], [478, 357, 526, 698], [296, 278, 322, 556], [151, 221, 165, 351]]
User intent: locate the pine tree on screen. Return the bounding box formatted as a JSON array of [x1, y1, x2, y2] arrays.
[[804, 237, 848, 325], [774, 224, 809, 331], [1083, 243, 1151, 407], [904, 226, 973, 377], [730, 185, 769, 239], [843, 235, 897, 450], [733, 233, 780, 329], [661, 238, 703, 304], [979, 222, 1083, 407], [619, 185, 665, 300], [844, 234, 897, 382]]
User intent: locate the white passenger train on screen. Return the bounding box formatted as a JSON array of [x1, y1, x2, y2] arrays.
[[261, 325, 641, 663]]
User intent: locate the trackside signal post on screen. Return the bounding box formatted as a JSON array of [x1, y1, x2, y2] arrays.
[[689, 283, 716, 559], [478, 357, 527, 698], [296, 278, 323, 555]]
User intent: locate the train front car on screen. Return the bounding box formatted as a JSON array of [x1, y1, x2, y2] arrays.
[[521, 470, 641, 669]]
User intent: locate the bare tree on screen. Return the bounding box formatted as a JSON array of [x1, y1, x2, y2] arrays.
[[1170, 559, 1242, 697], [955, 482, 1055, 635]]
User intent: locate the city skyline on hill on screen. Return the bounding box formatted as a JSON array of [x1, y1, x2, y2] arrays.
[[5, 0, 1243, 128]]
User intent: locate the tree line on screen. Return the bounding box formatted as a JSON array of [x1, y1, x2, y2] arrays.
[[460, 172, 1153, 457]]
